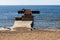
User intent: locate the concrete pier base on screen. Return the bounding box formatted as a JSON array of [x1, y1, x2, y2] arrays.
[[10, 21, 32, 31]]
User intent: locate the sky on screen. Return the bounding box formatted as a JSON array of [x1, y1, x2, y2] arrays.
[[0, 0, 60, 5]]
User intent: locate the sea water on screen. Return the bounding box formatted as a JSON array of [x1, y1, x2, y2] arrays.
[[0, 5, 60, 29]]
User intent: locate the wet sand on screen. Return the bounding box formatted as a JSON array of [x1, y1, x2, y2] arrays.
[[0, 28, 60, 40]]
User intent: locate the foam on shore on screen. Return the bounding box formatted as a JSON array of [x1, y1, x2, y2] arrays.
[[0, 27, 9, 30]]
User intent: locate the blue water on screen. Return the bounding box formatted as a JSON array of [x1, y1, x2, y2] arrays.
[[0, 5, 60, 29]]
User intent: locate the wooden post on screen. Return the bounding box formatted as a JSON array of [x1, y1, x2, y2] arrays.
[[13, 9, 40, 31]]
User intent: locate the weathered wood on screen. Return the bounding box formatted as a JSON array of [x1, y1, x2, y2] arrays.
[[18, 9, 40, 14], [15, 16, 34, 21], [18, 10, 40, 14]]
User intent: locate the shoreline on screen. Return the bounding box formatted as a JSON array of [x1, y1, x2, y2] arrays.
[[0, 27, 60, 31]]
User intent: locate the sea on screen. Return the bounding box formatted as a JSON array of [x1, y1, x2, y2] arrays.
[[0, 5, 60, 29]]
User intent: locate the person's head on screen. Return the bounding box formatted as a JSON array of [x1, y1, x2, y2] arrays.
[[23, 9, 32, 15]]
